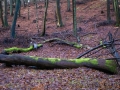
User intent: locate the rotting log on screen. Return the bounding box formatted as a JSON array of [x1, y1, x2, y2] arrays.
[[0, 54, 118, 74]]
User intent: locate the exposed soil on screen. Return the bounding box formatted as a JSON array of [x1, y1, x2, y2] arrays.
[[0, 0, 120, 89]]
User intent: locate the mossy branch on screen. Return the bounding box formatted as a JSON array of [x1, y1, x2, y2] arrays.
[[1, 44, 43, 54], [42, 38, 82, 48], [1, 38, 82, 54]]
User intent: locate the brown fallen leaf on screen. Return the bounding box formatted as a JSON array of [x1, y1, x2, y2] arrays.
[[31, 83, 44, 90]]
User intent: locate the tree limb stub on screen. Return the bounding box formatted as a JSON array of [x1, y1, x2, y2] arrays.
[[0, 54, 118, 74]]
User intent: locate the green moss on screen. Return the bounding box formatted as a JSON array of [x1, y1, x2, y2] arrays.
[[29, 56, 39, 61], [45, 58, 61, 63], [73, 44, 82, 48], [4, 44, 43, 54], [73, 58, 90, 63], [99, 41, 106, 48], [4, 47, 18, 52], [89, 59, 98, 65], [105, 60, 117, 73], [4, 46, 33, 53], [69, 58, 98, 65], [37, 44, 43, 48]]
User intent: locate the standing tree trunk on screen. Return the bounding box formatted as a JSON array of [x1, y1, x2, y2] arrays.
[[10, 0, 20, 38], [41, 0, 49, 36], [72, 0, 77, 37], [10, 0, 13, 16], [0, 1, 4, 26], [18, 0, 21, 17], [35, 0, 40, 33], [3, 0, 9, 27], [113, 0, 120, 26], [56, 0, 63, 27], [107, 0, 111, 23], [21, 0, 26, 8], [67, 0, 71, 11], [27, 0, 29, 20]]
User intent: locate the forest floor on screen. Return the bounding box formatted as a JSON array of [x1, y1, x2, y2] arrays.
[[0, 0, 120, 89]]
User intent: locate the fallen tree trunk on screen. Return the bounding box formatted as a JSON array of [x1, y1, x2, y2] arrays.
[[0, 54, 118, 74]]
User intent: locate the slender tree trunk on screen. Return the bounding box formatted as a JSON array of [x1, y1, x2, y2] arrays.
[[44, 0, 46, 7], [107, 0, 111, 23], [27, 1, 29, 20], [18, 0, 21, 17], [113, 0, 120, 26], [10, 0, 20, 38], [56, 0, 63, 27], [72, 0, 77, 37], [21, 0, 26, 7], [35, 0, 40, 33], [0, 1, 4, 26], [67, 0, 71, 11], [3, 0, 9, 27], [41, 0, 49, 36], [10, 0, 13, 16]]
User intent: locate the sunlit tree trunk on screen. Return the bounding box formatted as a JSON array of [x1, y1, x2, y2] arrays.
[[10, 0, 20, 38], [56, 0, 63, 27], [67, 0, 71, 11], [72, 0, 77, 37], [0, 1, 4, 26], [41, 0, 49, 36], [3, 0, 9, 27]]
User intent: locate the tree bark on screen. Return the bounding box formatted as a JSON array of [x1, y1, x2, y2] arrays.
[[56, 0, 63, 27], [113, 0, 120, 26], [10, 0, 13, 16], [41, 0, 49, 36], [72, 0, 77, 37], [107, 0, 111, 23], [18, 0, 21, 17], [0, 1, 4, 26], [3, 0, 9, 27], [0, 54, 118, 74], [67, 0, 71, 11], [10, 0, 20, 38]]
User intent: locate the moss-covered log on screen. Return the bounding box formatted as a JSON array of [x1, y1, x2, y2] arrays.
[[0, 54, 118, 74], [1, 44, 42, 54]]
